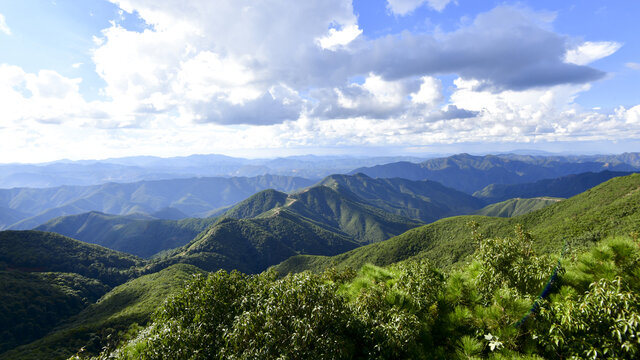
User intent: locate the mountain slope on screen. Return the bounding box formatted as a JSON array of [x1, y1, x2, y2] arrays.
[[0, 271, 109, 354], [34, 212, 218, 258], [274, 173, 640, 274], [351, 153, 638, 193], [225, 184, 422, 244], [0, 175, 314, 230], [152, 212, 360, 274], [473, 170, 635, 203], [473, 197, 561, 217], [1, 264, 204, 360], [0, 231, 144, 287], [319, 173, 483, 222]]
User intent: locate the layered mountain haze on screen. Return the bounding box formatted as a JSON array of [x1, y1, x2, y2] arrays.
[[0, 175, 314, 230], [0, 155, 428, 189]]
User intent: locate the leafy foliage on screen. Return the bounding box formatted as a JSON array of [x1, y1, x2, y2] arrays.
[[92, 228, 640, 360]]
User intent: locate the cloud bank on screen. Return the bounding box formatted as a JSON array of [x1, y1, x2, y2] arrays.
[[0, 1, 636, 162]]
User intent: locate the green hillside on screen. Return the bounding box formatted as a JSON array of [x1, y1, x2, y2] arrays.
[[225, 184, 422, 244], [275, 173, 640, 274], [0, 231, 144, 286], [223, 189, 289, 219], [1, 264, 204, 360], [35, 212, 218, 258], [150, 211, 360, 274], [93, 234, 640, 360], [0, 271, 109, 354], [473, 197, 561, 217], [319, 173, 483, 222], [474, 170, 634, 203]]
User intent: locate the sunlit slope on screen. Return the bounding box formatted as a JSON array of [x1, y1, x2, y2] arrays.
[[318, 173, 483, 222], [473, 197, 561, 217], [275, 173, 640, 274]]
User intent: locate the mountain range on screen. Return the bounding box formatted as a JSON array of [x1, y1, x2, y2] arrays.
[[351, 153, 640, 193], [274, 173, 640, 274], [3, 154, 640, 359], [0, 175, 314, 230]]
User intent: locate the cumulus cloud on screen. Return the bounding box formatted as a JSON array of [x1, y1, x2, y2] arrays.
[[565, 41, 622, 65], [386, 0, 453, 15], [317, 24, 363, 50], [87, 2, 612, 129], [355, 6, 606, 91], [4, 1, 633, 163], [0, 13, 10, 35]]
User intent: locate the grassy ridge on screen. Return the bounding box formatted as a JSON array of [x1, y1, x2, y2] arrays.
[[473, 197, 561, 217]]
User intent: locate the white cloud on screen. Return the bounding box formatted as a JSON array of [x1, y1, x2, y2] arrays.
[[410, 76, 443, 106], [626, 62, 640, 70], [565, 41, 622, 65], [386, 0, 452, 15], [317, 24, 362, 50], [2, 2, 635, 162], [0, 13, 11, 35]]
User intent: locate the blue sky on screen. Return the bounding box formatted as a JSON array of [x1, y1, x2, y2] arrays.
[[0, 0, 639, 163]]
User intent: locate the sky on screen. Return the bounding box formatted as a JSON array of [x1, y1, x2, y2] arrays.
[[0, 0, 639, 163]]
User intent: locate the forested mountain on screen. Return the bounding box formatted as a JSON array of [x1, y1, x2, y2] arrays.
[[0, 231, 143, 286], [319, 173, 483, 222], [150, 212, 361, 274], [0, 230, 150, 356], [275, 173, 640, 274], [473, 170, 635, 203], [3, 161, 640, 359], [0, 175, 313, 230], [351, 153, 639, 193], [1, 264, 204, 360], [473, 197, 561, 217], [225, 183, 423, 243], [34, 212, 218, 258]]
